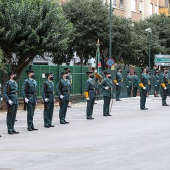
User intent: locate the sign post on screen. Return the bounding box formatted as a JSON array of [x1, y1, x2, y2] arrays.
[[154, 54, 170, 66]]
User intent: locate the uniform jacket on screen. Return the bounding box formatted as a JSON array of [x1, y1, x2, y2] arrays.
[[132, 75, 139, 87], [126, 75, 132, 87], [41, 80, 55, 102], [56, 79, 71, 100], [3, 80, 18, 104], [161, 73, 168, 87], [100, 78, 113, 97], [153, 74, 160, 86], [141, 73, 149, 90], [84, 78, 96, 98], [21, 78, 37, 103], [114, 72, 123, 87]]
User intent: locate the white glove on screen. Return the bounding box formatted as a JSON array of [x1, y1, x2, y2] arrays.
[[116, 83, 119, 85], [105, 86, 109, 90], [44, 98, 49, 102], [155, 85, 157, 87], [94, 70, 97, 73], [164, 87, 167, 90], [127, 86, 129, 88], [143, 87, 146, 90], [25, 98, 29, 103], [60, 95, 64, 99], [86, 97, 90, 100], [8, 100, 13, 105]]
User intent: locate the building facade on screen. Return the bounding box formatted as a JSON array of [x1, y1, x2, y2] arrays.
[[104, 0, 159, 21], [159, 0, 170, 16]]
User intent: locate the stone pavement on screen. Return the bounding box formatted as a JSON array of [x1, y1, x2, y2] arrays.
[[1, 96, 170, 170]]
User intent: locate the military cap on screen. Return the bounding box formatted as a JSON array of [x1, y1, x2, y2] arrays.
[[8, 71, 15, 77], [64, 67, 70, 70], [26, 70, 34, 74], [86, 71, 93, 75], [45, 73, 53, 77], [61, 71, 68, 75], [104, 71, 111, 75], [117, 68, 121, 71]]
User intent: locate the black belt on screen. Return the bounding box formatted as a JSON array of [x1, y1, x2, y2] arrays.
[[62, 90, 70, 92], [46, 92, 54, 94], [27, 92, 36, 95], [89, 89, 95, 90], [9, 92, 17, 94]]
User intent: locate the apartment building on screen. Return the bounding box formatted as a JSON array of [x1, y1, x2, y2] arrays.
[[105, 0, 159, 21], [159, 0, 170, 16]]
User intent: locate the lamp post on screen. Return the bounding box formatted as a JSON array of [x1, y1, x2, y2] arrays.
[[109, 0, 116, 59], [145, 28, 152, 69], [96, 39, 100, 73]]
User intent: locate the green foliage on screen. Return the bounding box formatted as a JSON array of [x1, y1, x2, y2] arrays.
[[0, 48, 5, 70], [0, 0, 74, 75], [63, 0, 109, 64]]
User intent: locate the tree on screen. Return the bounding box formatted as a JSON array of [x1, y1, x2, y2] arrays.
[[0, 48, 5, 71], [0, 0, 74, 79], [63, 0, 110, 65]]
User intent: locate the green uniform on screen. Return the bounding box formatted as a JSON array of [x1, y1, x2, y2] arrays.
[[147, 74, 151, 93], [21, 78, 37, 129], [41, 80, 55, 126], [132, 75, 139, 97], [85, 78, 96, 118], [153, 74, 160, 92], [3, 80, 18, 133], [114, 72, 123, 100], [56, 79, 71, 123], [140, 73, 149, 109], [100, 78, 113, 116], [161, 73, 168, 105], [126, 75, 132, 97]]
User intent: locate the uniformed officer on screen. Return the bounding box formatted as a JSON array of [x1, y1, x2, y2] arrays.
[[161, 68, 169, 106], [126, 71, 132, 97], [147, 70, 151, 96], [132, 72, 139, 97], [41, 73, 55, 128], [153, 70, 160, 97], [64, 67, 72, 107], [56, 71, 71, 124], [113, 68, 123, 101], [3, 72, 19, 134], [167, 71, 170, 97], [21, 70, 38, 131], [84, 71, 96, 120], [100, 71, 113, 116], [139, 68, 149, 110]]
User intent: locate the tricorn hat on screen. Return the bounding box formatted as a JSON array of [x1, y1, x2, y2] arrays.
[[8, 71, 14, 77], [104, 71, 111, 75], [86, 71, 93, 75], [61, 71, 68, 75]]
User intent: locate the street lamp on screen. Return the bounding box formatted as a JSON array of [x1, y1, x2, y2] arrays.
[[109, 0, 116, 59], [145, 28, 152, 69]]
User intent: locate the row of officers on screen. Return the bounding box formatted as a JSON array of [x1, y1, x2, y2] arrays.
[[0, 67, 169, 136]]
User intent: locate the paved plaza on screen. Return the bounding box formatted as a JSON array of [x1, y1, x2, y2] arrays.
[[1, 96, 170, 170]]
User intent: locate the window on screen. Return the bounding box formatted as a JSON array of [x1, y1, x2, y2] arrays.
[[150, 3, 153, 14], [139, 1, 142, 13], [155, 5, 158, 14], [120, 0, 124, 8], [131, 0, 136, 12], [112, 0, 116, 7]]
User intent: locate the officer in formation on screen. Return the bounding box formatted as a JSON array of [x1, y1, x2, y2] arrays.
[[147, 71, 152, 96], [56, 71, 71, 124], [84, 71, 96, 120], [126, 71, 132, 97], [161, 68, 169, 106], [153, 70, 160, 97], [113, 68, 123, 101], [41, 73, 55, 128], [3, 72, 19, 135], [100, 71, 113, 116], [21, 70, 38, 131], [139, 68, 149, 110], [64, 68, 72, 107], [132, 72, 139, 97]]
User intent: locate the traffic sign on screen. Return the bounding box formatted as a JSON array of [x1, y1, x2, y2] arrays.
[[106, 58, 114, 67], [103, 47, 108, 58], [98, 62, 101, 67]]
